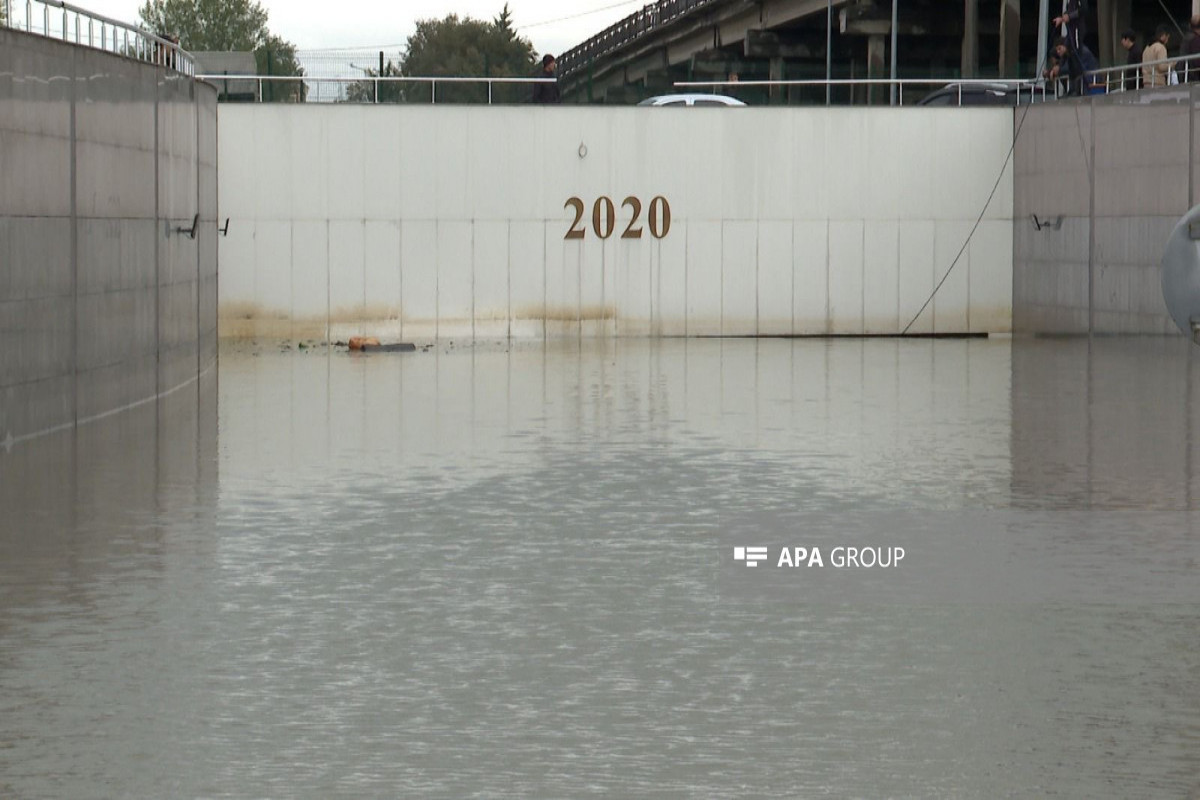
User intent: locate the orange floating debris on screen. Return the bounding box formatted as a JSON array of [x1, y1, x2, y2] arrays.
[[347, 336, 381, 351]]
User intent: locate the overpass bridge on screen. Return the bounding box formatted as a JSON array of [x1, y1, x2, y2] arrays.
[[557, 0, 1195, 104]]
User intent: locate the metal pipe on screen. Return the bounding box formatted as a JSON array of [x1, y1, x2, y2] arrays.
[[826, 0, 832, 106], [890, 0, 898, 105]]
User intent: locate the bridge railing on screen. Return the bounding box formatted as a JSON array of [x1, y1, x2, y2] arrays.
[[674, 78, 1050, 106], [1085, 52, 1200, 94], [195, 74, 559, 104], [558, 0, 718, 79], [2, 0, 195, 75]]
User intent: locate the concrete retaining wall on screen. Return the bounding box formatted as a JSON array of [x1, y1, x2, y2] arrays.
[[1013, 89, 1194, 335], [217, 105, 1014, 340], [0, 29, 218, 448]]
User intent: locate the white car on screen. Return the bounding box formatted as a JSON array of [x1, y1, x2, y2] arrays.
[[636, 93, 746, 107]]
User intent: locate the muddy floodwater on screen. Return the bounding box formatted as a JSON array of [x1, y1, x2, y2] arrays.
[[2, 337, 1200, 798]]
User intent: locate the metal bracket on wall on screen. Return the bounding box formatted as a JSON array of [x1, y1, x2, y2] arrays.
[[1030, 214, 1063, 232], [172, 213, 200, 239], [219, 218, 231, 238]]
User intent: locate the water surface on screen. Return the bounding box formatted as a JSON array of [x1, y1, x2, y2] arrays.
[[2, 338, 1199, 798]]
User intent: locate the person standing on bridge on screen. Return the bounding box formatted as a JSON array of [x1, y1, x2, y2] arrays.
[[1143, 26, 1172, 88], [1182, 15, 1200, 82], [1052, 0, 1088, 53], [1120, 30, 1141, 90], [532, 54, 561, 104]]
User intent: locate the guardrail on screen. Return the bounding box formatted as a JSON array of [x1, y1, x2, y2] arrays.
[[195, 74, 558, 104], [675, 78, 1049, 106], [3, 0, 195, 76], [1086, 52, 1200, 94], [193, 69, 1200, 106], [558, 0, 716, 78]]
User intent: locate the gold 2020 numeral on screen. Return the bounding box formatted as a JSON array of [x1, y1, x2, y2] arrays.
[[564, 196, 671, 240]]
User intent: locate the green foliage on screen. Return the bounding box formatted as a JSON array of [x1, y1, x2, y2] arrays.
[[350, 4, 537, 104], [256, 34, 306, 101], [346, 60, 404, 103], [138, 0, 304, 90], [139, 0, 267, 51]]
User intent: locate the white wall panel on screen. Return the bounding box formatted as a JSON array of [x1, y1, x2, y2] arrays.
[[580, 226, 611, 338], [218, 221, 255, 310], [933, 221, 972, 332], [218, 106, 1015, 340], [400, 219, 437, 339], [508, 221, 545, 339], [793, 220, 829, 332], [721, 221, 757, 336], [828, 220, 865, 334], [363, 110, 402, 221], [545, 231, 579, 338], [398, 115, 436, 222], [617, 234, 652, 337], [437, 221, 473, 336], [291, 220, 328, 321], [757, 221, 793, 336], [329, 220, 365, 336], [653, 223, 687, 337], [217, 111, 256, 219], [328, 106, 364, 220], [898, 220, 936, 335], [253, 220, 291, 316], [364, 219, 401, 338], [473, 220, 508, 338], [863, 220, 900, 334], [969, 220, 1014, 333], [253, 110, 291, 220], [686, 223, 722, 336]]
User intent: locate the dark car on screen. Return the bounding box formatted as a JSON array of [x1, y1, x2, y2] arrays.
[[917, 83, 1024, 106]]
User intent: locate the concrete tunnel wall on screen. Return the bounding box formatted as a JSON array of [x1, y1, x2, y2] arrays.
[[1013, 89, 1197, 336], [217, 105, 1015, 341], [0, 29, 218, 448]]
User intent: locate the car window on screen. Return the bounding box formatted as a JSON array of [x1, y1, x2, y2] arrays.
[[661, 100, 687, 106], [692, 99, 730, 106]]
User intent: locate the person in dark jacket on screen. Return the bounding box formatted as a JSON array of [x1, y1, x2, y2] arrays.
[[1052, 38, 1099, 96], [532, 54, 561, 104], [1120, 29, 1141, 89], [1053, 0, 1088, 53], [1183, 15, 1200, 82]]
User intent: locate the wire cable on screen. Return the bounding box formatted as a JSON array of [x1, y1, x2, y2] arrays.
[[517, 0, 645, 30], [900, 51, 1051, 335]]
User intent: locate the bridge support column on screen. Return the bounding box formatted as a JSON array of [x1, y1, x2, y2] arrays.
[[999, 0, 1020, 78], [1096, 0, 1131, 68], [769, 56, 785, 104], [867, 34, 886, 105], [962, 0, 979, 78]]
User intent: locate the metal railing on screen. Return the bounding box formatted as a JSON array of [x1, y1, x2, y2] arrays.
[[674, 78, 1050, 106], [1086, 52, 1200, 94], [558, 0, 717, 78], [3, 0, 195, 76], [195, 74, 558, 104]]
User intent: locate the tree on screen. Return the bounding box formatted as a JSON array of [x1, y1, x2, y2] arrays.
[[349, 4, 537, 104], [256, 34, 306, 102], [138, 0, 304, 98]]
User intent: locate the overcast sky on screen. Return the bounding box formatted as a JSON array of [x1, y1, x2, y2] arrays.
[[72, 0, 640, 57]]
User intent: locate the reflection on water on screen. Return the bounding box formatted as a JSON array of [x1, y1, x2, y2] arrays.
[[1, 338, 1199, 798]]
